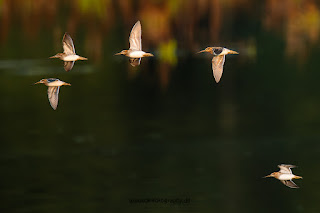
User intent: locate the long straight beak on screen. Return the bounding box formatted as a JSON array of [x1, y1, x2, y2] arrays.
[[34, 81, 42, 85], [114, 52, 122, 56], [263, 174, 272, 178], [65, 83, 72, 86], [197, 50, 207, 54], [49, 55, 58, 59]]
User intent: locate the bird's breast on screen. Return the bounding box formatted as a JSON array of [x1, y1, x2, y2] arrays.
[[278, 174, 295, 180], [63, 55, 80, 61], [128, 51, 146, 58]]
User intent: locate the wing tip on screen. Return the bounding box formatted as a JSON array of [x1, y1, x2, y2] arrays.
[[63, 32, 69, 40], [133, 20, 142, 29], [214, 76, 221, 83], [64, 32, 71, 36], [281, 180, 300, 189], [49, 101, 58, 110], [278, 164, 296, 168]]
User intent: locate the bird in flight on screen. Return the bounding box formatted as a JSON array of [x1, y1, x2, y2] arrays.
[[197, 47, 238, 83], [264, 164, 303, 188], [34, 78, 71, 110], [50, 32, 87, 72], [115, 21, 153, 66]]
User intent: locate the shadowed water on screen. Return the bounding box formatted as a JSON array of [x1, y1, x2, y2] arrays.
[[1, 1, 320, 213]]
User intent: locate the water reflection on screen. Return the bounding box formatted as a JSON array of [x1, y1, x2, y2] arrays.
[[1, 0, 318, 87], [1, 1, 320, 213], [4, 0, 317, 87], [0, 59, 94, 76], [264, 0, 320, 61]]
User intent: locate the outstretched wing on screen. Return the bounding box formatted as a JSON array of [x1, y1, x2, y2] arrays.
[[63, 33, 75, 55], [281, 180, 299, 188], [278, 164, 295, 174], [129, 58, 141, 67], [47, 86, 60, 110], [64, 61, 75, 72], [211, 55, 225, 83], [129, 21, 142, 51]]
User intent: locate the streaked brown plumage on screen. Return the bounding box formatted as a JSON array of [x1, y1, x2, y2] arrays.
[[50, 33, 87, 72], [115, 21, 153, 66], [264, 164, 303, 188], [34, 78, 71, 110], [197, 47, 238, 83]]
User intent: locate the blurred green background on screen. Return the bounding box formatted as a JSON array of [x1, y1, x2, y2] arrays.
[[1, 0, 320, 212]]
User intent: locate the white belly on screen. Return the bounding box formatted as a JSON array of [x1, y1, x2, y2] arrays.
[[278, 174, 295, 180], [64, 55, 80, 61], [128, 51, 145, 58]]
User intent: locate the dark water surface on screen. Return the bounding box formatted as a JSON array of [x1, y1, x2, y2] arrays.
[[1, 1, 320, 212]]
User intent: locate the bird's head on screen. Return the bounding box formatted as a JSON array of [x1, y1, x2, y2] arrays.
[[49, 53, 64, 59], [198, 47, 239, 55], [263, 172, 278, 178], [115, 50, 128, 56], [34, 79, 47, 85], [197, 47, 214, 54]]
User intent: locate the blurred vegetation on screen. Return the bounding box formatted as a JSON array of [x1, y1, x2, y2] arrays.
[[1, 1, 320, 213], [0, 0, 319, 60]]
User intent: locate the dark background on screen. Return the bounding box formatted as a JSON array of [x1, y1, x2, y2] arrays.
[[1, 0, 320, 212]]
